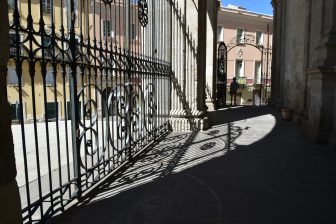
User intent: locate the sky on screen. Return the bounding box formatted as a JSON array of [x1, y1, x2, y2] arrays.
[[221, 0, 273, 15]]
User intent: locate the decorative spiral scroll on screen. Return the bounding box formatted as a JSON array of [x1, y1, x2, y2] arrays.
[[77, 84, 109, 173], [227, 34, 261, 51], [145, 83, 156, 130], [130, 84, 145, 134], [102, 0, 114, 4], [75, 81, 156, 174], [112, 84, 130, 141], [138, 0, 149, 27], [77, 85, 101, 129]]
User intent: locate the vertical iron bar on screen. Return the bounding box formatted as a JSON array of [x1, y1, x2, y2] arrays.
[[69, 0, 81, 197], [13, 0, 33, 220], [260, 46, 264, 106], [126, 0, 133, 161], [265, 24, 270, 101]]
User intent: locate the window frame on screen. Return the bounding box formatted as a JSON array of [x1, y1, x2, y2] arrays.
[[42, 36, 53, 58], [235, 59, 244, 78], [42, 0, 52, 14], [8, 0, 15, 10], [131, 23, 136, 40], [236, 27, 245, 44], [103, 20, 112, 38], [9, 32, 23, 56], [254, 60, 262, 84], [45, 66, 55, 86], [217, 26, 224, 42], [10, 102, 24, 122], [7, 65, 22, 86], [45, 102, 58, 121], [256, 30, 263, 46]]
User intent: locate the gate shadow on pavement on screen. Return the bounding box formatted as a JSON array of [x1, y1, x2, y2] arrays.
[[49, 106, 336, 224]]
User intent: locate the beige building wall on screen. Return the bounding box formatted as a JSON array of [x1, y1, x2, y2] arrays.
[[6, 0, 141, 121], [217, 5, 273, 105]]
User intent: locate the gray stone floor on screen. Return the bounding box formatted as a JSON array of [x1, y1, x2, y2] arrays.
[[49, 106, 336, 224]]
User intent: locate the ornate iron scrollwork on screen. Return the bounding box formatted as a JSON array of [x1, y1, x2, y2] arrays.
[[145, 83, 157, 129], [138, 0, 149, 27], [227, 34, 258, 51]]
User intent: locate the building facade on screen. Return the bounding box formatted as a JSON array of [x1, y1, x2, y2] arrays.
[[6, 0, 143, 122], [216, 4, 273, 106]]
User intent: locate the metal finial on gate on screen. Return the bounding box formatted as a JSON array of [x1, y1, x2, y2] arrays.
[[138, 0, 148, 27]]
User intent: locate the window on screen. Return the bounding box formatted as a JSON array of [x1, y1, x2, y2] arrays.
[[236, 28, 245, 44], [66, 66, 82, 86], [254, 61, 261, 84], [11, 103, 22, 121], [131, 24, 136, 40], [43, 37, 52, 58], [235, 60, 244, 78], [9, 33, 21, 56], [43, 37, 51, 47], [42, 0, 52, 13], [103, 20, 112, 37], [256, 31, 263, 45], [45, 66, 54, 85], [7, 66, 19, 85], [217, 26, 224, 42], [8, 0, 15, 10], [67, 101, 82, 120], [45, 102, 58, 120]]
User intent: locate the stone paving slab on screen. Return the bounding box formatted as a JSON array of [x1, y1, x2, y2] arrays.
[[49, 106, 336, 224]]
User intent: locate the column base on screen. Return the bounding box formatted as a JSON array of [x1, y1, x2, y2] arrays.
[[299, 115, 331, 144], [330, 131, 336, 148], [206, 99, 215, 112], [170, 117, 209, 131], [169, 110, 209, 131]]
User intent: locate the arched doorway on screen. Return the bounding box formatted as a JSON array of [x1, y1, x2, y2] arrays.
[[222, 34, 272, 106]]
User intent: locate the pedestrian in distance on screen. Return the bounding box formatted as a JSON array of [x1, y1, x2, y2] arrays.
[[229, 77, 239, 106]]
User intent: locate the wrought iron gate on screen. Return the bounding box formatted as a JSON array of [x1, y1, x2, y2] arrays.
[[216, 42, 227, 108], [7, 0, 172, 222]]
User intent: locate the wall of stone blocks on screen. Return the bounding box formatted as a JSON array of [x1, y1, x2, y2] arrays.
[[272, 0, 336, 144]]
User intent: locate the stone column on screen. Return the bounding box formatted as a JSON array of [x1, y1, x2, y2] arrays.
[[270, 0, 278, 105], [332, 87, 336, 146], [170, 0, 211, 131], [205, 0, 219, 111], [270, 0, 285, 108], [0, 1, 22, 223], [301, 0, 336, 143]]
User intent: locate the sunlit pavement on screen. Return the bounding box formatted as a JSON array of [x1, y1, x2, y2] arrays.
[[49, 106, 336, 224]]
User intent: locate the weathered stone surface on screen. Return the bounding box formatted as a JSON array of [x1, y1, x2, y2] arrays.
[[205, 0, 218, 112], [272, 0, 336, 144], [170, 0, 214, 131]]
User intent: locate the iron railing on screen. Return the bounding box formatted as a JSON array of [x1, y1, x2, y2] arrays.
[[7, 0, 172, 222]]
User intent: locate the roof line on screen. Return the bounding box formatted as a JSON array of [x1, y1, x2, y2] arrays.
[[220, 6, 273, 18]]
